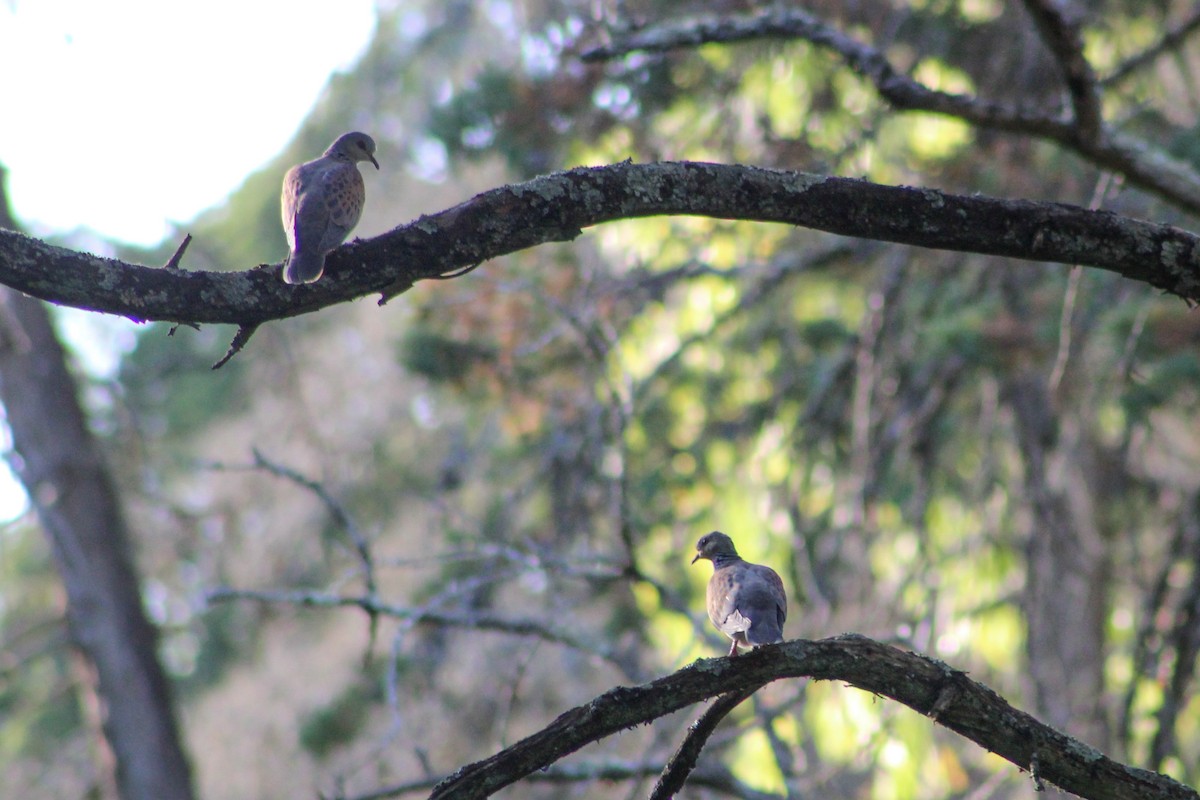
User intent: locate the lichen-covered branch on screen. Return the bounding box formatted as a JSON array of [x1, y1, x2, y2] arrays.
[[3, 162, 1200, 334], [428, 635, 1197, 800]]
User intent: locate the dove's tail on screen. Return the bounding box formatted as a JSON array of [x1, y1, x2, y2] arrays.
[[737, 609, 784, 646], [283, 250, 326, 284]]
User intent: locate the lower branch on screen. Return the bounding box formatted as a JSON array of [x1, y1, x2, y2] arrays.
[[650, 686, 755, 800], [429, 635, 1196, 800], [341, 760, 774, 800]]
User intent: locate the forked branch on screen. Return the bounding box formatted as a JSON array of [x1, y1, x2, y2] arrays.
[[428, 635, 1195, 800]]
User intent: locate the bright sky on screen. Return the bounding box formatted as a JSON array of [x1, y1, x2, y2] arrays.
[[0, 0, 377, 522], [0, 0, 377, 245]]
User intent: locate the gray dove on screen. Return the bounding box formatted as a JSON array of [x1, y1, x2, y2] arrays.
[[692, 531, 787, 656], [281, 131, 379, 284]]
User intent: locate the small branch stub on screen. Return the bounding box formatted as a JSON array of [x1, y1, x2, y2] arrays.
[[212, 323, 259, 370]]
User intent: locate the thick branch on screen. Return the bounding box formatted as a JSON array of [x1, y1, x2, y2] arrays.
[[429, 635, 1196, 800], [583, 9, 1200, 212], [3, 162, 1200, 330]]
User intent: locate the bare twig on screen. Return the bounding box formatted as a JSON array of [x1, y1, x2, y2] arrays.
[[1117, 503, 1193, 752], [1020, 0, 1103, 141], [164, 234, 201, 334], [1150, 508, 1200, 769], [246, 447, 382, 662], [1104, 4, 1200, 86], [205, 587, 624, 668], [211, 323, 258, 370], [167, 321, 201, 335], [849, 256, 907, 520], [631, 243, 857, 410], [583, 9, 1070, 140], [0, 615, 68, 685], [162, 234, 192, 271], [537, 290, 639, 568], [247, 449, 377, 588], [1049, 172, 1115, 399]]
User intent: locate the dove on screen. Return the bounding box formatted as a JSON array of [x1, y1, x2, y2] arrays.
[[692, 531, 787, 657], [281, 131, 379, 284]]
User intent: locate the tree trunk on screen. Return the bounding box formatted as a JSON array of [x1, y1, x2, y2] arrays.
[[1007, 369, 1110, 749], [0, 167, 195, 800]]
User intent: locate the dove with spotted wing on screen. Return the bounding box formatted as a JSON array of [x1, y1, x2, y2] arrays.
[[281, 132, 379, 284]]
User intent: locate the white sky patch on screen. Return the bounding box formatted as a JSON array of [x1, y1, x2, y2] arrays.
[[0, 0, 377, 246], [0, 0, 376, 523]]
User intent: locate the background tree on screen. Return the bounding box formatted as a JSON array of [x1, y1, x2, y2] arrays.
[[0, 169, 193, 800], [6, 1, 1200, 799]]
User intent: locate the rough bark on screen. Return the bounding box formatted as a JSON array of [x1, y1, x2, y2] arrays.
[[428, 636, 1195, 800], [0, 168, 195, 800], [0, 162, 1198, 333]]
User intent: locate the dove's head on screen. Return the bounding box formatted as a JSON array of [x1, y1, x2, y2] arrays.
[[692, 531, 739, 564], [327, 131, 380, 169]]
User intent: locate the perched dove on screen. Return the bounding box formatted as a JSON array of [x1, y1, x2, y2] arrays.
[[281, 131, 379, 284], [692, 531, 787, 657]]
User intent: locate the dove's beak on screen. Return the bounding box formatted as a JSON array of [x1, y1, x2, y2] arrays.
[[691, 553, 702, 564], [369, 155, 380, 170]]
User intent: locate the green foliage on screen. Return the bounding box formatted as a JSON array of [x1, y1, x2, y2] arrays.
[[118, 323, 249, 440], [298, 673, 384, 759], [17, 1, 1200, 797], [1122, 352, 1200, 422], [176, 603, 255, 694], [401, 329, 497, 383], [428, 66, 585, 177], [0, 521, 84, 763]]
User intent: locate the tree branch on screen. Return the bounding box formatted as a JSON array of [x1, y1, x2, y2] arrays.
[[649, 687, 755, 800], [4, 162, 1200, 334], [1104, 4, 1200, 86], [582, 9, 1200, 212], [1020, 0, 1103, 141], [242, 448, 378, 596], [428, 635, 1197, 800], [204, 587, 624, 669], [583, 9, 1073, 139], [340, 760, 776, 800]]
